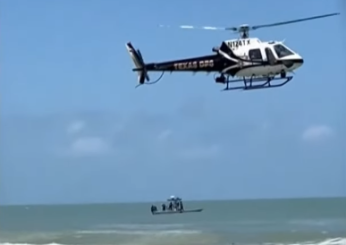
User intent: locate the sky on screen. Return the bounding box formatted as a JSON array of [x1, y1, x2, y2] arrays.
[[0, 0, 345, 205]]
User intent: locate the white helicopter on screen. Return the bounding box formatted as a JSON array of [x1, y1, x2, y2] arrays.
[[126, 13, 340, 91]]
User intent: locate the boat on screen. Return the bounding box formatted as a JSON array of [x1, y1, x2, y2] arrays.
[[152, 208, 203, 215], [150, 195, 203, 215]]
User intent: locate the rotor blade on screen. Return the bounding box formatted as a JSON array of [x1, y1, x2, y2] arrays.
[[251, 13, 340, 30], [159, 24, 237, 31]]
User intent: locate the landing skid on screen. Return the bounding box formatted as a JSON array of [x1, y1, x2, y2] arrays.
[[217, 75, 293, 91]]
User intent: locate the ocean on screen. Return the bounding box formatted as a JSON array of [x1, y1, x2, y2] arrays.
[[0, 197, 345, 245]]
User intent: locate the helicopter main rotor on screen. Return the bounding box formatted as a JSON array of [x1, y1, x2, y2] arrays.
[[160, 12, 340, 39]]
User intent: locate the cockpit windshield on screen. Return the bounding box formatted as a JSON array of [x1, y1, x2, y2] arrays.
[[273, 44, 294, 58]]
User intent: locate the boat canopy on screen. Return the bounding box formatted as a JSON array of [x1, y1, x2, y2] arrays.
[[167, 196, 182, 201]]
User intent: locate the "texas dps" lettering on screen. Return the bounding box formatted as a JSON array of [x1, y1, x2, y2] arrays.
[[174, 60, 214, 70]]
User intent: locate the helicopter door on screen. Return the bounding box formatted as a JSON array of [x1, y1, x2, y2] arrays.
[[265, 47, 277, 66], [248, 48, 263, 62]]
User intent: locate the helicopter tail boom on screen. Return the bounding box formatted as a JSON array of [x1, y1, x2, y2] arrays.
[[125, 42, 150, 85]]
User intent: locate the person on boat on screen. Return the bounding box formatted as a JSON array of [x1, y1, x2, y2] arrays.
[[168, 202, 173, 210], [151, 205, 157, 214], [162, 203, 166, 211], [179, 200, 184, 211]]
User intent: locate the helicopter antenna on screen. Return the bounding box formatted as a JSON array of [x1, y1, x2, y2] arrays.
[[160, 13, 340, 39]]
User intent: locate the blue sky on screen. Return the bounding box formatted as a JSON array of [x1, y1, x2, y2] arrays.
[[0, 0, 345, 205]]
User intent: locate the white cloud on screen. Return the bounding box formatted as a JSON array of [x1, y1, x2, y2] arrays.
[[62, 120, 113, 157], [67, 120, 86, 134], [302, 125, 333, 142], [69, 136, 111, 157], [260, 121, 270, 131], [157, 129, 172, 141], [179, 144, 220, 159]]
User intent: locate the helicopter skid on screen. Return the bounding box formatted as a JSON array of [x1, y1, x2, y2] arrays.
[[216, 75, 293, 91]]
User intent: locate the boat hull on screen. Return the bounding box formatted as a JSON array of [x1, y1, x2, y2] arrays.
[[152, 208, 203, 215]]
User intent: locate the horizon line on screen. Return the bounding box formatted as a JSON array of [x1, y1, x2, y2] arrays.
[[1, 195, 345, 207]]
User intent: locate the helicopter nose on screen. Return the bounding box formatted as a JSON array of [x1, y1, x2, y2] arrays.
[[282, 57, 303, 70], [295, 57, 304, 68], [295, 54, 304, 65], [285, 55, 304, 70], [282, 54, 304, 68]]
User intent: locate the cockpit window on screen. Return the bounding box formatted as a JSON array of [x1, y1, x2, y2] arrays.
[[273, 44, 294, 58]]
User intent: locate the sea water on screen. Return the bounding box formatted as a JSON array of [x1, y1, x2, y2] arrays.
[[0, 197, 345, 245]]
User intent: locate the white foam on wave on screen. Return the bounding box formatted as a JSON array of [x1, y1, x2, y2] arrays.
[[0, 244, 61, 245], [265, 237, 346, 245], [75, 229, 201, 236], [288, 219, 346, 227], [0, 237, 345, 245], [93, 223, 190, 230]]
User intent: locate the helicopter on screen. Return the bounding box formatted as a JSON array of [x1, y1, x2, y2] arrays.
[[126, 13, 340, 91]]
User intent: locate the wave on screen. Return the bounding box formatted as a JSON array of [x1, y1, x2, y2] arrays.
[[288, 219, 346, 227], [75, 229, 201, 235], [265, 237, 346, 245], [93, 223, 191, 230], [0, 237, 345, 245]]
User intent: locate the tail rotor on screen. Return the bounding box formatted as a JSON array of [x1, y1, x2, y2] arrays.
[[125, 42, 150, 86]]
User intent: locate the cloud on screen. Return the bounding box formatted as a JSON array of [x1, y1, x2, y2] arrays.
[[260, 121, 270, 131], [177, 96, 207, 120], [179, 144, 220, 159], [302, 125, 333, 142], [62, 119, 114, 157], [3, 110, 270, 161], [68, 136, 111, 157], [67, 120, 86, 134], [157, 129, 172, 141]]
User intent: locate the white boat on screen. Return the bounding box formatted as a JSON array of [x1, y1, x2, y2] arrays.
[[150, 196, 203, 215], [152, 208, 203, 215]]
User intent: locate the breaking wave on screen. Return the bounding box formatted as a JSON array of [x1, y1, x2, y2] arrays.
[[0, 237, 345, 245], [75, 228, 201, 235]]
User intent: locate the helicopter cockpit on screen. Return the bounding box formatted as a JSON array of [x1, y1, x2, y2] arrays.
[[272, 43, 294, 58]]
